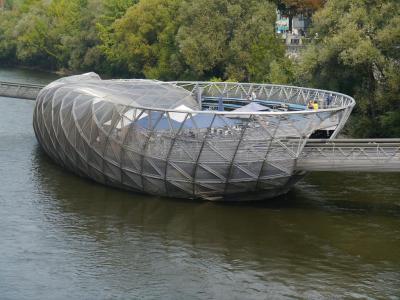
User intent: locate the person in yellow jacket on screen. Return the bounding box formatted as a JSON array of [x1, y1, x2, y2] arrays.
[[313, 101, 319, 110]]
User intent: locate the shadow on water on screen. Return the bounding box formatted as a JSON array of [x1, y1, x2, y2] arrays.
[[29, 145, 400, 298], [31, 144, 400, 251], [32, 143, 400, 215]]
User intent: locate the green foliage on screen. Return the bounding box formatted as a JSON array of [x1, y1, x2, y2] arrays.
[[299, 0, 400, 137], [4, 0, 16, 9], [101, 0, 138, 23], [269, 58, 295, 84], [177, 0, 230, 78], [0, 10, 18, 63], [1, 0, 287, 81], [100, 0, 184, 79], [177, 0, 287, 81], [6, 0, 93, 69]]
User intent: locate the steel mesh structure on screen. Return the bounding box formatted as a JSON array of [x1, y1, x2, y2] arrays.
[[33, 73, 355, 201]]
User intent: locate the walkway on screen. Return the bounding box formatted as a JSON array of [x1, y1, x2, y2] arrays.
[[0, 81, 43, 100], [298, 139, 400, 172]]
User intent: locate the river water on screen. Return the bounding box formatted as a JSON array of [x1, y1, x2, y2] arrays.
[[0, 68, 399, 299]]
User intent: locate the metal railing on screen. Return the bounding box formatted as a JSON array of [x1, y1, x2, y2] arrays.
[[0, 81, 43, 100], [298, 139, 400, 172]]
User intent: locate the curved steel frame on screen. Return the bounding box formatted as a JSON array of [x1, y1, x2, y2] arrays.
[[33, 77, 355, 201]]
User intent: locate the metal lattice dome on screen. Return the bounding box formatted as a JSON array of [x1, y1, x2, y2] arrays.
[[33, 73, 355, 201]]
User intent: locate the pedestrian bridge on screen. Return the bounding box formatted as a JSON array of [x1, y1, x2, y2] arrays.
[[299, 139, 400, 172], [1, 80, 399, 174], [0, 81, 43, 100]]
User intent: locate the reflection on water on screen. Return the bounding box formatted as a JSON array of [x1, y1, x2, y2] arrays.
[[0, 68, 399, 299], [0, 67, 59, 85]]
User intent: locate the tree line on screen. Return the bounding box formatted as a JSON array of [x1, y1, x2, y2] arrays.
[[0, 0, 399, 137]]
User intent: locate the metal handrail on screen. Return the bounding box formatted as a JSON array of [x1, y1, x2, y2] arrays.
[[0, 80, 356, 117], [0, 81, 44, 88]]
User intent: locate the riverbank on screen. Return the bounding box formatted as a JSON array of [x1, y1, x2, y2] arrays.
[[0, 66, 58, 85], [0, 64, 136, 80], [0, 63, 77, 77]]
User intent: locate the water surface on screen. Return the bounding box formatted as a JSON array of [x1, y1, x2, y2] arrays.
[[0, 68, 399, 299]]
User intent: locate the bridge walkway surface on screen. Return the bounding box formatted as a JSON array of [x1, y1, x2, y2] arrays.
[[0, 81, 43, 100], [298, 139, 400, 172], [1, 81, 399, 173]]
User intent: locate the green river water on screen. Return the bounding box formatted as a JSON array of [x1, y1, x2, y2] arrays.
[[0, 67, 399, 299]]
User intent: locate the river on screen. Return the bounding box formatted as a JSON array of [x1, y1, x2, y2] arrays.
[[0, 67, 399, 299]]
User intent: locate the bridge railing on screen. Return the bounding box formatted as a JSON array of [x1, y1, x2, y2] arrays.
[[0, 81, 44, 100], [298, 139, 400, 172]]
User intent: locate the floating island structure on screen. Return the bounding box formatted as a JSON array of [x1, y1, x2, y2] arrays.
[[33, 73, 356, 201]]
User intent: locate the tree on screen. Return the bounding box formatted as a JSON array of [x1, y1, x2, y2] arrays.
[[0, 0, 293, 85], [100, 0, 185, 79], [299, 0, 400, 137], [100, 0, 138, 24], [64, 0, 104, 72], [12, 0, 90, 69], [0, 9, 18, 63], [177, 0, 288, 81]]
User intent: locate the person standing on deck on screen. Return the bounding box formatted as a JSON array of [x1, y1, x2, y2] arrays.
[[218, 96, 224, 111], [326, 93, 333, 107]]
